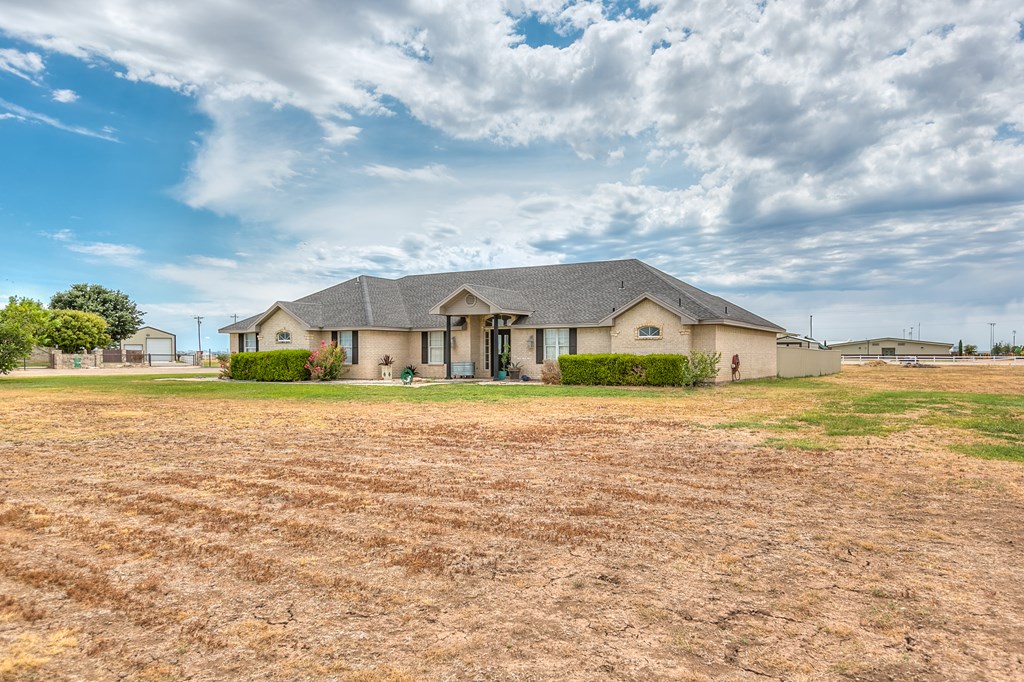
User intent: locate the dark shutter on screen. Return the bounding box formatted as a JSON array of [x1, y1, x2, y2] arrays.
[[254, 334, 259, 352], [237, 334, 243, 353], [331, 331, 338, 344], [535, 329, 544, 364], [569, 328, 577, 355], [350, 330, 359, 364], [421, 332, 428, 364]]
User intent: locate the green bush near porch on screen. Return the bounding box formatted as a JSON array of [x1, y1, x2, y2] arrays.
[[559, 353, 689, 387], [227, 350, 311, 381]]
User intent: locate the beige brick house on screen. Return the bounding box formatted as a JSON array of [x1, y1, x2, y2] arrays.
[[219, 259, 784, 382]]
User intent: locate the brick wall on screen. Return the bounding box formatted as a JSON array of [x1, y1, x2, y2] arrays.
[[608, 299, 692, 355], [693, 324, 777, 382]]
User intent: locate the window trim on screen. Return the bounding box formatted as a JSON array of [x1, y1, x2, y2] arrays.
[[275, 330, 292, 344], [636, 324, 663, 340]]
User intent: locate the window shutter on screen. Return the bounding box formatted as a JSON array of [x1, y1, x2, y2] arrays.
[[254, 334, 259, 352], [331, 331, 338, 344], [535, 329, 544, 364], [351, 330, 359, 364], [237, 334, 243, 352], [569, 328, 577, 355], [421, 331, 428, 364]]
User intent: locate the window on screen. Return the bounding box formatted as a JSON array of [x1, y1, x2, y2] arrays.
[[544, 328, 570, 360], [338, 331, 353, 365], [428, 331, 445, 364], [275, 331, 291, 344], [637, 325, 662, 339], [243, 333, 257, 352]]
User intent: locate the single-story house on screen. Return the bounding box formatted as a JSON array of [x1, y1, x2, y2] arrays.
[[829, 337, 953, 356], [120, 326, 177, 360], [218, 259, 784, 382]]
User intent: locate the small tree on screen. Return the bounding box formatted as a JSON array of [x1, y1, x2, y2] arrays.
[[683, 350, 722, 386], [43, 310, 111, 353], [50, 284, 144, 344], [0, 297, 50, 374], [963, 344, 978, 356]]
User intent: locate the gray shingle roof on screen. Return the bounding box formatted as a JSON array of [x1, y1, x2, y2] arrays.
[[218, 259, 783, 333]]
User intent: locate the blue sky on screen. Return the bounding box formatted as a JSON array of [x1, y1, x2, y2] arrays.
[[2, 1, 1023, 351]]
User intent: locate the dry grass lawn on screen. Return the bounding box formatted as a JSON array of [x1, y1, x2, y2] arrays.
[[1, 365, 1022, 680]]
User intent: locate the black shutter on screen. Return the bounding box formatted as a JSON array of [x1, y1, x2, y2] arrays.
[[535, 329, 544, 364], [351, 331, 359, 364], [421, 331, 428, 364], [331, 331, 338, 344], [254, 333, 259, 352], [237, 334, 243, 352], [569, 328, 577, 355]]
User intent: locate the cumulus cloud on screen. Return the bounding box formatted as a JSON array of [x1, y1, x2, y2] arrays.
[[2, 0, 1023, 343], [51, 88, 78, 103]]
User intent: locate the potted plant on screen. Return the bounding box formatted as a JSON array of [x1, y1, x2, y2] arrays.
[[497, 346, 511, 380], [379, 354, 395, 380], [507, 360, 522, 381]]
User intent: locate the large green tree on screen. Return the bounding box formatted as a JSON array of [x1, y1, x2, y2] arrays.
[[0, 297, 50, 374], [50, 284, 144, 344], [42, 310, 112, 353]]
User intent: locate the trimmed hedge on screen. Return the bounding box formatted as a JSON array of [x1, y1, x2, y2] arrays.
[[559, 353, 689, 387], [228, 349, 311, 381]]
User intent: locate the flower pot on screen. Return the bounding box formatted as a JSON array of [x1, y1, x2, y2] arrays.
[[508, 370, 521, 381], [381, 365, 393, 380], [497, 370, 507, 380]]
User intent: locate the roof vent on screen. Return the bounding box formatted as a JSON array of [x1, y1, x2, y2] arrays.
[[678, 297, 682, 306], [619, 280, 624, 289], [725, 305, 729, 314]]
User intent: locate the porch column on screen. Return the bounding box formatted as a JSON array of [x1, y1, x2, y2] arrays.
[[445, 315, 452, 379], [491, 315, 498, 379]]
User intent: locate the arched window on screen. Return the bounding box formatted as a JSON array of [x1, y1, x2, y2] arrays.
[[276, 331, 292, 344], [637, 325, 662, 339]]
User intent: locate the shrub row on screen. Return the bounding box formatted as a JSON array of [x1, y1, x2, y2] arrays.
[[227, 349, 311, 381], [559, 351, 723, 386], [559, 353, 690, 387]]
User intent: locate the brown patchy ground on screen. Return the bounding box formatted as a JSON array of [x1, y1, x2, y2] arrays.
[[1, 366, 1023, 681]]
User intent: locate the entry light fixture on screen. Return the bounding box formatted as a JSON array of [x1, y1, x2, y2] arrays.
[[526, 334, 534, 350]]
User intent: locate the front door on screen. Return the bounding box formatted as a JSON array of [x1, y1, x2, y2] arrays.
[[497, 329, 511, 372]]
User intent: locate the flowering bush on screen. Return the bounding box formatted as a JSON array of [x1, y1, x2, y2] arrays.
[[305, 341, 347, 381]]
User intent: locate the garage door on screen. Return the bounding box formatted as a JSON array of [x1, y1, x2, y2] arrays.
[[147, 338, 173, 361]]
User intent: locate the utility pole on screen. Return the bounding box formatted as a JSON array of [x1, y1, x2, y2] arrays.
[[917, 322, 921, 340], [908, 326, 912, 340], [1013, 329, 1017, 353], [231, 314, 239, 323], [809, 315, 813, 340], [989, 322, 996, 353], [194, 316, 204, 355]]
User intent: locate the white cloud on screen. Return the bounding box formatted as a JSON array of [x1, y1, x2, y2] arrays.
[[0, 97, 117, 141], [51, 88, 78, 103], [362, 163, 455, 183], [0, 47, 44, 82], [0, 112, 26, 121], [66, 241, 143, 266], [189, 255, 238, 268]]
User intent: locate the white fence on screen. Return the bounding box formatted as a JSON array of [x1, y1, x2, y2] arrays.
[[842, 355, 1024, 365]]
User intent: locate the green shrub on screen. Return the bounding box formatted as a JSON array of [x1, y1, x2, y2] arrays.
[[228, 349, 311, 381], [683, 350, 722, 386], [559, 354, 689, 387]]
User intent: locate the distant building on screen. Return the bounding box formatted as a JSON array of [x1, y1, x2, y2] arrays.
[[120, 326, 176, 360], [777, 333, 821, 349], [828, 337, 953, 356]]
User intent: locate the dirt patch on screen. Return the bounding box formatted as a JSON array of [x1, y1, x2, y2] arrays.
[[0, 366, 1022, 680]]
